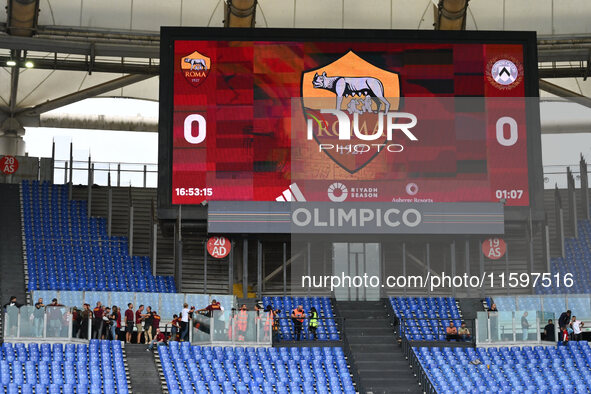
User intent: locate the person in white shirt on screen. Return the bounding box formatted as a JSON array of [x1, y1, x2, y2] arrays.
[[571, 316, 584, 341], [180, 303, 195, 342]]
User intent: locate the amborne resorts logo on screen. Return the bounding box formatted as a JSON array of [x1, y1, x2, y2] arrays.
[[181, 51, 211, 88], [301, 51, 417, 174]]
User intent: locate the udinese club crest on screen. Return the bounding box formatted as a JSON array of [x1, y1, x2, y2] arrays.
[[301, 51, 401, 174], [486, 57, 523, 90], [180, 51, 211, 88]]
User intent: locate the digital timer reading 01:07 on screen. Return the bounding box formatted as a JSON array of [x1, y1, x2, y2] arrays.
[[495, 189, 524, 200], [175, 187, 213, 197]]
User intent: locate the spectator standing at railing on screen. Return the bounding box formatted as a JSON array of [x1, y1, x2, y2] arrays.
[[71, 307, 81, 338], [291, 305, 306, 341], [558, 310, 572, 332], [124, 303, 134, 343], [308, 307, 319, 340], [151, 310, 161, 339], [80, 304, 91, 339], [143, 306, 154, 343], [170, 314, 180, 341], [3, 296, 22, 337], [487, 303, 499, 341], [109, 306, 121, 341], [33, 298, 45, 337], [47, 298, 63, 337], [180, 303, 195, 342], [92, 302, 104, 339], [571, 316, 584, 341], [135, 305, 145, 344], [102, 307, 112, 339], [262, 305, 276, 342], [3, 296, 22, 310], [544, 319, 555, 342], [199, 299, 224, 334], [235, 304, 249, 341], [521, 312, 530, 341]]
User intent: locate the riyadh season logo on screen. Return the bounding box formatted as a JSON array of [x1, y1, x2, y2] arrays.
[[327, 182, 348, 202]]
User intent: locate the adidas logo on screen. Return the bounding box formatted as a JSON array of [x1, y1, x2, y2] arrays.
[[276, 183, 306, 202]]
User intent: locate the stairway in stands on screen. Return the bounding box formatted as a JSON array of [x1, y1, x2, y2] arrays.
[[337, 300, 421, 394], [0, 184, 26, 305], [72, 186, 229, 293], [457, 298, 486, 322], [125, 344, 163, 394]]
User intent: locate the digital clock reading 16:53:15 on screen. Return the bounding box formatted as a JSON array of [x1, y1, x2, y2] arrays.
[[175, 187, 213, 197]]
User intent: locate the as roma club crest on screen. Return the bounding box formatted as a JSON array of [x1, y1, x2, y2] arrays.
[[301, 51, 401, 174], [180, 51, 211, 88]]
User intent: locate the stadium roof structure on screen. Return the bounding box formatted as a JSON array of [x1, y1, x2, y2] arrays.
[[0, 0, 591, 134]]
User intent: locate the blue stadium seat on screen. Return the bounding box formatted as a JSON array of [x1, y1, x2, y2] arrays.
[[21, 180, 176, 293], [159, 343, 355, 393], [415, 342, 591, 393], [1, 340, 128, 393], [537, 217, 591, 294], [390, 297, 463, 341]]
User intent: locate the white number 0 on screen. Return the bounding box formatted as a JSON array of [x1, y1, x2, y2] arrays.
[[496, 116, 518, 147], [184, 114, 206, 144]]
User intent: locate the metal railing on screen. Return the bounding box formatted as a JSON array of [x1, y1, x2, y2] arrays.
[[475, 310, 557, 346], [189, 310, 272, 347], [400, 332, 436, 394], [3, 305, 91, 341], [31, 290, 236, 325], [54, 159, 158, 188]]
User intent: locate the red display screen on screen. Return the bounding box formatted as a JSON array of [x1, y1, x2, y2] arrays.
[[169, 34, 533, 206]]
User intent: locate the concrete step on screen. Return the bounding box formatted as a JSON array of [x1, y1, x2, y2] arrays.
[[340, 310, 387, 319], [347, 327, 394, 336], [346, 335, 397, 345], [350, 344, 398, 354], [365, 381, 422, 394], [355, 360, 409, 371], [125, 344, 163, 394], [345, 318, 392, 329]]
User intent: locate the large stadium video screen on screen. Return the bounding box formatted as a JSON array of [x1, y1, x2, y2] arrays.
[[159, 28, 540, 211]]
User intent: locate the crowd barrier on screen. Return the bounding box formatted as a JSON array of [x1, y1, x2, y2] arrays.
[[476, 310, 557, 346], [31, 290, 236, 323], [3, 305, 90, 341], [190, 310, 272, 347]]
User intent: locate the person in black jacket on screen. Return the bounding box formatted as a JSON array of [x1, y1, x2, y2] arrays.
[[558, 310, 572, 332], [3, 296, 22, 309], [488, 303, 499, 341], [544, 319, 555, 342], [3, 296, 22, 337]]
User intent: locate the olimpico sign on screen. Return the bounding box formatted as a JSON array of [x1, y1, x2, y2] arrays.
[[207, 202, 505, 235], [291, 206, 421, 229]]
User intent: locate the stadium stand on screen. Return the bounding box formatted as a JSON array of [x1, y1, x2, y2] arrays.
[[0, 340, 129, 394], [158, 342, 355, 394], [390, 297, 463, 341], [415, 342, 591, 393], [539, 219, 591, 294], [262, 296, 339, 341], [21, 180, 175, 293]]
